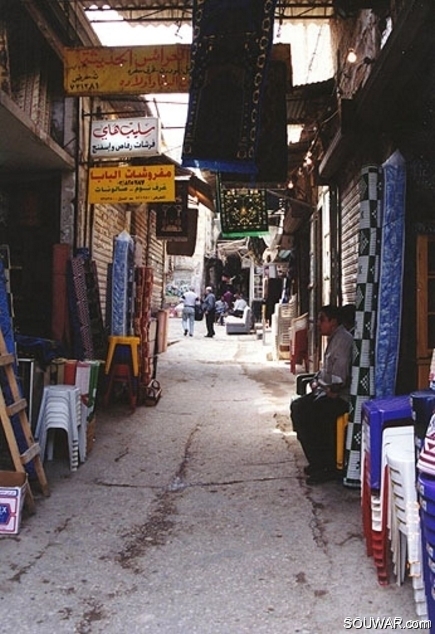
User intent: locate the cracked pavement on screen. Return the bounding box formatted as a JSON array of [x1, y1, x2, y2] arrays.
[[0, 317, 420, 633]]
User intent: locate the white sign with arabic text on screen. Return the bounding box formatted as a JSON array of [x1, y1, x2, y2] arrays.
[[91, 117, 161, 159]]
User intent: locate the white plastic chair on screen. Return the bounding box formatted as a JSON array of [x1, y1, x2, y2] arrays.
[[386, 444, 428, 618]]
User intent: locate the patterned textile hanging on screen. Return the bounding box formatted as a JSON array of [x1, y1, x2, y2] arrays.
[[154, 180, 190, 241], [166, 208, 199, 256], [217, 176, 269, 238], [344, 166, 382, 488], [253, 57, 288, 183], [182, 0, 278, 174]]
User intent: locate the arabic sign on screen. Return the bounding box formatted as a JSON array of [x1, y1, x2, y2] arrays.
[[91, 117, 161, 158], [88, 165, 175, 204], [64, 45, 190, 95]]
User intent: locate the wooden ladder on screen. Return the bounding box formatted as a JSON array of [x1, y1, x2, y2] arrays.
[[0, 328, 49, 513]]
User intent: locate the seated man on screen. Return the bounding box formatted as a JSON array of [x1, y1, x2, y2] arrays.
[[228, 292, 247, 318], [290, 305, 354, 485]]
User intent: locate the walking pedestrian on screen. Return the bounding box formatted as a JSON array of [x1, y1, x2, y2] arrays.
[[181, 287, 198, 337]]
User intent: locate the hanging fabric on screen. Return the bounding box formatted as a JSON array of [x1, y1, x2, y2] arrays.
[[217, 177, 269, 238], [182, 0, 277, 174], [154, 180, 189, 241], [166, 208, 199, 257]]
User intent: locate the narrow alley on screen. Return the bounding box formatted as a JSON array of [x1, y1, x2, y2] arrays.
[[0, 317, 420, 633]]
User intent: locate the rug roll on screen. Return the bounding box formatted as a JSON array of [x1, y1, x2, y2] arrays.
[[344, 165, 382, 488], [375, 151, 406, 397], [52, 243, 71, 348]]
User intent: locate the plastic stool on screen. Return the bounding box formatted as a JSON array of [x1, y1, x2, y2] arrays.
[[336, 413, 348, 471], [105, 336, 140, 377], [362, 395, 413, 491]]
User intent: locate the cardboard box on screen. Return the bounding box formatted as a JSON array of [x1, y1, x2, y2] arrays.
[[0, 471, 27, 535]]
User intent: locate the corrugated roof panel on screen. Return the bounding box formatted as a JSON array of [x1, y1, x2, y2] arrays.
[[82, 1, 334, 24]]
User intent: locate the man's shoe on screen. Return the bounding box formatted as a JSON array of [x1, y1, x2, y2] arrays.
[[184, 329, 188, 336], [306, 468, 341, 485]]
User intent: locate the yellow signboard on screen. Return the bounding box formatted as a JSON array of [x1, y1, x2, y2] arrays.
[[88, 165, 175, 204], [64, 45, 190, 95]]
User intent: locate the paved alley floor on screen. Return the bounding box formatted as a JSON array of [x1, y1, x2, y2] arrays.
[[0, 316, 425, 633]]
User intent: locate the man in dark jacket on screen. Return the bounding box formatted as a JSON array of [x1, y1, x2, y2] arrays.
[[202, 286, 216, 338]]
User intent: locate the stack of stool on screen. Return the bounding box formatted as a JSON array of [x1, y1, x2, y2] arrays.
[[361, 395, 414, 584], [103, 335, 140, 411], [385, 444, 427, 617], [35, 385, 83, 471]]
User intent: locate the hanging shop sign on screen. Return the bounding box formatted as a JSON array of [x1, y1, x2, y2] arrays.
[[88, 165, 175, 204], [91, 117, 161, 159], [64, 45, 190, 95]]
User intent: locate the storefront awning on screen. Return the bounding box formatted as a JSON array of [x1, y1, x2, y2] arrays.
[[0, 91, 75, 175]]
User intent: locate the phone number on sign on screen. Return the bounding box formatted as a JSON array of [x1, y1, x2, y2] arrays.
[[343, 618, 431, 630]]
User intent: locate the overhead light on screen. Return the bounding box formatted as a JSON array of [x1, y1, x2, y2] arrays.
[[346, 48, 357, 64]]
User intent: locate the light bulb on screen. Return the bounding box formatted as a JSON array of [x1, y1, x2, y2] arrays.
[[347, 48, 357, 64]]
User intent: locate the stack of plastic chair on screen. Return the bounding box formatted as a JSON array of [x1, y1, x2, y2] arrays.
[[385, 443, 427, 617], [271, 300, 296, 361], [35, 385, 83, 471], [361, 395, 414, 584]]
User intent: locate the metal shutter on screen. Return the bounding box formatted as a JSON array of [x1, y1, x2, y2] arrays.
[[340, 175, 360, 305]]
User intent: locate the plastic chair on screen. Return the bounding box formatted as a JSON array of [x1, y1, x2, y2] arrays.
[[363, 425, 414, 585], [291, 387, 349, 473], [385, 444, 427, 617]]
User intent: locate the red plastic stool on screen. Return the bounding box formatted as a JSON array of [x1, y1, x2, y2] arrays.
[[105, 336, 140, 377], [103, 363, 138, 411]]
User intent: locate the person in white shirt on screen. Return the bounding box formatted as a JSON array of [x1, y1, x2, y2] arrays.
[[181, 287, 198, 336], [229, 293, 247, 318]]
